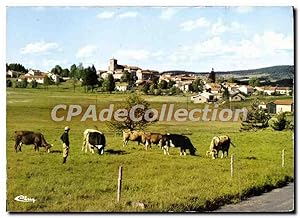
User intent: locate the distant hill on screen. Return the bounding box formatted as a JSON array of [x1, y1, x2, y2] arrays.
[[162, 65, 294, 80]]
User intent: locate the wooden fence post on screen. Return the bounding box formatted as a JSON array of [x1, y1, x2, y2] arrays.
[[117, 165, 123, 203], [282, 149, 285, 168], [231, 155, 234, 178]]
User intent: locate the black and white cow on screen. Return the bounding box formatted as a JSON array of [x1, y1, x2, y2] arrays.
[[160, 134, 197, 156], [82, 129, 106, 155]]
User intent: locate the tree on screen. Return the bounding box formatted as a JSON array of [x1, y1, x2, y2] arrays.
[[191, 78, 204, 92], [150, 76, 159, 85], [167, 80, 176, 89], [43, 76, 53, 90], [120, 71, 136, 89], [169, 86, 182, 95], [107, 94, 156, 131], [141, 82, 150, 94], [8, 63, 28, 73], [31, 80, 38, 88], [51, 65, 63, 76], [6, 79, 12, 87], [82, 65, 99, 92], [149, 84, 157, 95], [217, 76, 225, 83], [15, 79, 28, 88], [268, 112, 288, 131], [158, 80, 168, 89], [70, 64, 77, 79], [240, 100, 271, 131], [62, 68, 70, 77], [227, 76, 236, 83], [249, 77, 261, 87], [102, 74, 115, 93]]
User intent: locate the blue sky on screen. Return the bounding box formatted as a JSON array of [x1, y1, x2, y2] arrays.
[[6, 6, 294, 72]]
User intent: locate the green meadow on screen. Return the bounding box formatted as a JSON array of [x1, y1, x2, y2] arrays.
[[6, 88, 294, 212]]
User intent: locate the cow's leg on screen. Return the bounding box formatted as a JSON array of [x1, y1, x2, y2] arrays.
[[90, 144, 95, 154], [34, 143, 39, 152], [163, 146, 169, 155], [82, 140, 86, 152], [212, 149, 217, 159], [16, 141, 22, 152], [180, 148, 184, 156], [225, 150, 228, 158], [221, 151, 224, 159], [183, 149, 186, 156], [123, 139, 128, 147]]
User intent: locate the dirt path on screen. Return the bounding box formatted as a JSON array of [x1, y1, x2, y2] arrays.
[[215, 183, 294, 212]]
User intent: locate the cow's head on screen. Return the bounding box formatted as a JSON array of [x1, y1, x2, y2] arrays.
[[189, 146, 197, 155], [207, 149, 217, 159], [45, 144, 53, 153]]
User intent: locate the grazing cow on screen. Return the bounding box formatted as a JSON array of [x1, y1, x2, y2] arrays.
[[141, 133, 163, 150], [14, 131, 53, 153], [122, 129, 145, 147], [82, 129, 106, 154], [160, 134, 197, 156], [206, 135, 235, 159]]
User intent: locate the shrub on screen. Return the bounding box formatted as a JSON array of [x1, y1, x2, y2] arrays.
[[31, 80, 38, 88], [6, 79, 12, 87], [268, 112, 288, 131]]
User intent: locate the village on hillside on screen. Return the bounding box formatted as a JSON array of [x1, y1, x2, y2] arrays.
[[6, 58, 294, 114]]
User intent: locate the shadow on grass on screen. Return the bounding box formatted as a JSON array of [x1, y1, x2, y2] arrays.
[[50, 150, 62, 154], [105, 149, 128, 155]]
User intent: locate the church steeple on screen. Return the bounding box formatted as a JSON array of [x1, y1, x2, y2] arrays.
[[208, 68, 216, 83]]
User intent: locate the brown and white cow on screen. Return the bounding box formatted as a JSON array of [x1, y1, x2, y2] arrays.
[[14, 131, 53, 153], [206, 135, 235, 159], [122, 129, 145, 147], [141, 132, 163, 150]]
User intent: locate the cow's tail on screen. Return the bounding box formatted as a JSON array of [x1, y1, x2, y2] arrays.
[[230, 141, 236, 147]]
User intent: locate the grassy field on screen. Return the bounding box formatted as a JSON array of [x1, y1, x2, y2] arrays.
[[6, 88, 294, 212]]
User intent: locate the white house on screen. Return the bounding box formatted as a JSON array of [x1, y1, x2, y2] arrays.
[[267, 99, 293, 114], [229, 92, 246, 102], [276, 87, 292, 95], [191, 92, 214, 103], [7, 70, 22, 78], [27, 69, 43, 76], [263, 87, 277, 95], [115, 82, 128, 92], [239, 85, 254, 95], [47, 72, 60, 83], [258, 102, 267, 109], [18, 75, 45, 84]]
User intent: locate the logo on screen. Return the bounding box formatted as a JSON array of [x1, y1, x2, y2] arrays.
[[14, 195, 36, 203]]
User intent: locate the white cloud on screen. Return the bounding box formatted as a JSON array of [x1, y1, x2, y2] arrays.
[[179, 17, 210, 31], [76, 45, 98, 59], [96, 11, 115, 19], [20, 41, 59, 54], [160, 8, 178, 20], [118, 11, 138, 19], [168, 31, 293, 70], [210, 19, 246, 36], [235, 6, 254, 14]]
